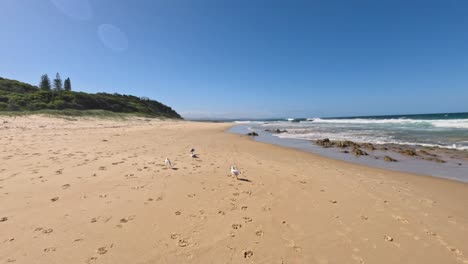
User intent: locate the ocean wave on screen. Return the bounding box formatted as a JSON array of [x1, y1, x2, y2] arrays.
[[302, 118, 468, 129], [273, 132, 468, 150]]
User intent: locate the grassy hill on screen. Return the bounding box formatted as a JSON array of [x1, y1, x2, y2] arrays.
[[0, 77, 182, 119]]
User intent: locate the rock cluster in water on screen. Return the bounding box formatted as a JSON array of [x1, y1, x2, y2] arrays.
[[265, 129, 288, 134], [246, 132, 259, 136], [314, 138, 451, 163]]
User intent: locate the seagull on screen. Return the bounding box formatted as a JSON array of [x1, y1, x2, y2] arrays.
[[190, 148, 195, 154], [230, 166, 240, 177], [165, 157, 172, 168], [190, 152, 197, 159]]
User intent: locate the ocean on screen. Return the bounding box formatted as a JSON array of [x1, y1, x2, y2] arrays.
[[228, 112, 468, 182], [234, 112, 468, 150]]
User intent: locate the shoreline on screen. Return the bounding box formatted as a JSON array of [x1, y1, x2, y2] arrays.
[[228, 124, 468, 183], [1, 116, 468, 263], [227, 125, 466, 186]]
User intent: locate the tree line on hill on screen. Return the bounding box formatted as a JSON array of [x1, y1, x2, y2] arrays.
[[39, 73, 71, 92], [0, 75, 182, 118]]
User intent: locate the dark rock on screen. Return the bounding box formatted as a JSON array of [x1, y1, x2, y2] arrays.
[[424, 157, 446, 163], [418, 150, 438, 157], [316, 138, 333, 148], [352, 147, 368, 156], [383, 156, 398, 162], [246, 132, 258, 136], [361, 143, 376, 151], [341, 150, 349, 154], [398, 149, 418, 156], [335, 140, 359, 148], [265, 129, 287, 134]]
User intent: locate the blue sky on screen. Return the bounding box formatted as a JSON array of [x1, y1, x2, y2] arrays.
[[1, 0, 468, 119]]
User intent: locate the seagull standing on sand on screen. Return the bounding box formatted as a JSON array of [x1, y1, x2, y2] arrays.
[[230, 166, 240, 177], [165, 157, 172, 168], [190, 152, 197, 159]]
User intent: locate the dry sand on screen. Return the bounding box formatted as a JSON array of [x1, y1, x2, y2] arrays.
[[1, 115, 467, 264]]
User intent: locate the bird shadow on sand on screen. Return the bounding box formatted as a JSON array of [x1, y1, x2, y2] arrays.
[[236, 177, 251, 182]]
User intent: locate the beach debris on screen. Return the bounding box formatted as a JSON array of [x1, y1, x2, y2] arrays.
[[230, 166, 240, 177], [383, 156, 398, 162], [246, 132, 258, 136], [165, 157, 172, 168]]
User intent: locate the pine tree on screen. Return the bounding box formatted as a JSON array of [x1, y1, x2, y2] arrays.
[[53, 73, 63, 91], [39, 74, 51, 90], [64, 78, 71, 91]]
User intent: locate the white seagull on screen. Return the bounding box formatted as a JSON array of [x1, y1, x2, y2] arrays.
[[165, 157, 172, 168], [230, 166, 240, 177]]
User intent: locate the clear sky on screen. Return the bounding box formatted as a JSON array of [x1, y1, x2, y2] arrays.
[[1, 0, 468, 119]]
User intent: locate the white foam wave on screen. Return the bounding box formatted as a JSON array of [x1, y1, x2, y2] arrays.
[[273, 132, 468, 150], [303, 118, 468, 129]]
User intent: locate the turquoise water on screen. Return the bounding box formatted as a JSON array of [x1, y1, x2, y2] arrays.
[[234, 112, 468, 150]]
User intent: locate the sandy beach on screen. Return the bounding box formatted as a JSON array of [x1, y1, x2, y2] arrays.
[[1, 116, 467, 264]]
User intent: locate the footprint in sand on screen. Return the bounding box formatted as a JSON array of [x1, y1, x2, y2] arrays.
[[62, 184, 70, 189], [218, 210, 225, 215], [243, 217, 253, 223], [392, 215, 409, 224], [97, 247, 108, 254], [384, 235, 394, 242], [44, 247, 56, 252], [42, 229, 53, 234], [0, 216, 8, 222], [241, 206, 248, 211], [177, 239, 188, 247], [50, 197, 59, 202], [232, 224, 242, 230], [255, 230, 264, 237], [243, 250, 254, 259], [175, 211, 181, 216], [119, 215, 135, 223]]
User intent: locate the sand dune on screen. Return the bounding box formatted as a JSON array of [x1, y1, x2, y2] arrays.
[[0, 116, 467, 263]]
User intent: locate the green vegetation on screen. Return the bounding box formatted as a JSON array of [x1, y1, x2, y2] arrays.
[[0, 76, 182, 119]]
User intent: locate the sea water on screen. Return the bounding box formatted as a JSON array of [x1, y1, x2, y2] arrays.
[[228, 112, 468, 182]]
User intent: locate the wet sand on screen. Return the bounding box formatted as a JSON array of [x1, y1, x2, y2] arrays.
[[1, 116, 468, 263]]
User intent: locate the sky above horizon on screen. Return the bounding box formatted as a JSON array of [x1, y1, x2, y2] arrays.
[[1, 0, 468, 119]]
